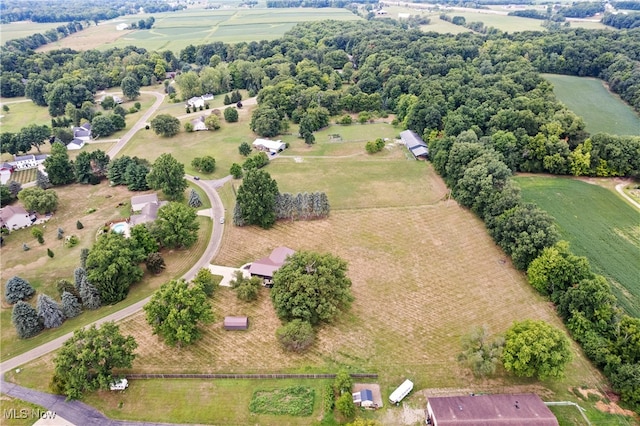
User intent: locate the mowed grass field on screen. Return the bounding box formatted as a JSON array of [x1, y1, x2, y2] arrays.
[[38, 8, 361, 53], [515, 176, 640, 317], [0, 22, 62, 42], [543, 74, 640, 136]]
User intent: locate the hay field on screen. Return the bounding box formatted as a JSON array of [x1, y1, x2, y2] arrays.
[[38, 8, 360, 53], [0, 22, 61, 43], [542, 74, 640, 136]]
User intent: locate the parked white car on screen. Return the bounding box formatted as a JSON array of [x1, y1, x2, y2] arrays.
[[110, 378, 128, 391]]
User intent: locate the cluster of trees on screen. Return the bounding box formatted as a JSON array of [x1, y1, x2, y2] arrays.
[[223, 90, 242, 105], [191, 155, 216, 173], [1, 0, 180, 24], [0, 180, 22, 206], [130, 17, 156, 30], [17, 187, 58, 213], [144, 278, 213, 347], [557, 2, 604, 18], [527, 242, 640, 407], [274, 192, 330, 221], [602, 12, 640, 29], [365, 138, 385, 154], [2, 22, 84, 55], [51, 322, 137, 400], [233, 171, 330, 228], [0, 124, 50, 154], [271, 251, 353, 352], [230, 271, 262, 302], [107, 156, 150, 191]]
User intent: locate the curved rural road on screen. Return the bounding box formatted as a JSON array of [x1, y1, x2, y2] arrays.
[[1, 91, 227, 425]]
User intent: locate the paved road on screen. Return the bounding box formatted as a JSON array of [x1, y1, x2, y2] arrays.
[[615, 182, 640, 210], [1, 92, 228, 426], [107, 91, 165, 159]]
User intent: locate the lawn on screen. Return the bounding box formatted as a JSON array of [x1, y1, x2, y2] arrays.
[[515, 176, 640, 317], [542, 74, 640, 136], [0, 100, 52, 134], [38, 8, 361, 53], [0, 395, 48, 426], [0, 182, 214, 361]]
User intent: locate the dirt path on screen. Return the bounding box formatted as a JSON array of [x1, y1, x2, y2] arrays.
[[615, 182, 640, 210]]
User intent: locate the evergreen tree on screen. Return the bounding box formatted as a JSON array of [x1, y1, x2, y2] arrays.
[[79, 277, 101, 310], [61, 291, 82, 318], [74, 267, 87, 292], [12, 301, 43, 339], [145, 252, 166, 274], [5, 276, 35, 304], [80, 248, 89, 268], [188, 188, 202, 208], [37, 293, 65, 328]]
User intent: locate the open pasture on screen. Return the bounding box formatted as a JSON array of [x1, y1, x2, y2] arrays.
[[0, 100, 51, 134], [543, 74, 640, 136], [38, 8, 360, 53], [515, 176, 640, 317]]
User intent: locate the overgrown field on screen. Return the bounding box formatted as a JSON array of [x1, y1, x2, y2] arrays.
[[38, 8, 360, 53], [515, 176, 640, 317], [0, 182, 213, 361], [542, 74, 640, 136]]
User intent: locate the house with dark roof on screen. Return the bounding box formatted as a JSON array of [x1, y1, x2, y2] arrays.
[[426, 393, 559, 426], [249, 247, 295, 281], [400, 129, 429, 160]]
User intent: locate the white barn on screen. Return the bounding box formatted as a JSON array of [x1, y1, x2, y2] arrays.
[[252, 138, 286, 154]]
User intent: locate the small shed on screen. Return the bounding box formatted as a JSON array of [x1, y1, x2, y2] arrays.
[[224, 316, 248, 330], [353, 389, 375, 408]]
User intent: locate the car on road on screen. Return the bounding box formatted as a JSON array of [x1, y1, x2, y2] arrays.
[[194, 176, 200, 180], [220, 217, 225, 224]]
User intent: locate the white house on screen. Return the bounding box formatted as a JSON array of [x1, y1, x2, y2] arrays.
[[186, 94, 214, 109], [252, 138, 286, 154], [10, 154, 47, 171], [66, 138, 85, 150], [116, 23, 129, 31], [72, 122, 92, 141], [0, 205, 35, 232]]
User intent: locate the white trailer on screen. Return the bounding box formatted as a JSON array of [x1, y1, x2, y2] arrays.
[[110, 378, 128, 391], [389, 379, 413, 404]]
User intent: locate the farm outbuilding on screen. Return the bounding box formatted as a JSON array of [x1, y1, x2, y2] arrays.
[[426, 393, 558, 426], [400, 130, 429, 159], [224, 316, 249, 330], [353, 389, 375, 408]]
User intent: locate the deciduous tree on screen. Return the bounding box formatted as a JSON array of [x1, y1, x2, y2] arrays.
[[150, 114, 180, 137], [224, 107, 238, 123], [43, 142, 74, 186], [18, 187, 58, 213], [458, 325, 504, 376], [271, 251, 353, 325], [153, 202, 199, 249], [121, 76, 140, 100], [192, 268, 217, 297], [275, 319, 315, 353], [145, 252, 166, 274], [191, 156, 215, 173], [53, 322, 137, 399], [238, 142, 252, 156], [147, 153, 187, 200], [86, 232, 143, 304], [144, 279, 214, 347], [502, 319, 572, 380], [235, 169, 278, 229], [230, 163, 243, 179]]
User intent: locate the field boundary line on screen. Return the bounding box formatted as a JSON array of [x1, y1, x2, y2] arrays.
[[126, 373, 378, 380]]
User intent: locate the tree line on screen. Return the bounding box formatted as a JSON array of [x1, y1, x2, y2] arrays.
[[0, 0, 182, 24]]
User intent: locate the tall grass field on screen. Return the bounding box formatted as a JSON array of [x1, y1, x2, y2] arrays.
[[515, 176, 640, 317], [543, 74, 640, 136]]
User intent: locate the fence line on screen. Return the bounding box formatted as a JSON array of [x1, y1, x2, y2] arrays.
[[126, 373, 378, 380]]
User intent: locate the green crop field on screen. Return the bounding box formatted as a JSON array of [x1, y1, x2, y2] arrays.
[[39, 8, 361, 53], [515, 176, 640, 317], [543, 74, 640, 136], [0, 22, 62, 42]]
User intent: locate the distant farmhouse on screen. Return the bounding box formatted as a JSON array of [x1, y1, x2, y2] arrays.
[[186, 94, 214, 109], [426, 393, 559, 426], [191, 116, 208, 131], [10, 154, 48, 170], [400, 130, 429, 160], [252, 138, 286, 154], [68, 122, 92, 150], [249, 246, 295, 284]]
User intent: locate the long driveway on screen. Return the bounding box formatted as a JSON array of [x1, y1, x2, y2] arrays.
[[1, 91, 228, 425]]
